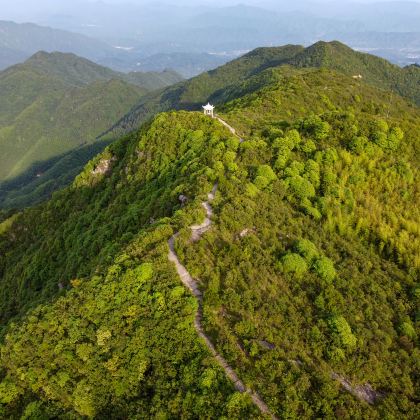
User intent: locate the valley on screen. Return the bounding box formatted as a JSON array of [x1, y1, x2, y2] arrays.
[[0, 52, 183, 208]]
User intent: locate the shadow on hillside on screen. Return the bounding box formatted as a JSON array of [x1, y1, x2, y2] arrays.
[[0, 139, 113, 210]]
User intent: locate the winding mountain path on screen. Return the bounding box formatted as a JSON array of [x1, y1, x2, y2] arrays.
[[168, 182, 277, 419], [215, 115, 244, 143], [168, 115, 380, 414]]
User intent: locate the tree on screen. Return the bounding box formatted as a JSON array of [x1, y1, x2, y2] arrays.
[[281, 253, 309, 278], [328, 316, 357, 349], [254, 164, 277, 190], [256, 165, 277, 183], [286, 176, 316, 200], [295, 239, 319, 263], [313, 256, 336, 283]]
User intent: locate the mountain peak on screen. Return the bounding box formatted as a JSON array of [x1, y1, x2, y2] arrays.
[[19, 50, 121, 87]]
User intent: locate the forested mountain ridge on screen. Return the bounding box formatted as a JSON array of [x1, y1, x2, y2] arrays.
[[13, 51, 122, 87], [105, 41, 420, 140], [0, 63, 418, 418], [287, 41, 420, 104], [15, 51, 183, 90], [0, 52, 183, 209], [0, 20, 114, 70]]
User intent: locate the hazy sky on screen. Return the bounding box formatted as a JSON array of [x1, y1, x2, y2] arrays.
[[1, 0, 419, 30], [94, 0, 420, 3], [1, 0, 419, 15], [2, 0, 419, 8]]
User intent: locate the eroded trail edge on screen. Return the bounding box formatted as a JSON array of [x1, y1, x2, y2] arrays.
[[168, 184, 277, 419]]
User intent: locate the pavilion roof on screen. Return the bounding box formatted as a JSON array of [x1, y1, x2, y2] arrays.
[[202, 103, 215, 110]]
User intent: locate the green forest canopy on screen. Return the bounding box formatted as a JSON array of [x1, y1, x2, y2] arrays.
[[0, 51, 183, 209], [0, 64, 418, 418]]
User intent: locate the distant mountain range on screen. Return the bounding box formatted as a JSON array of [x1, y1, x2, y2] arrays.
[[0, 52, 183, 208], [101, 52, 236, 79], [0, 20, 114, 70], [2, 1, 420, 77]]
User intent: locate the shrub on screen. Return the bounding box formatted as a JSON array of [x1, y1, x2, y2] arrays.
[[313, 256, 336, 283], [373, 131, 389, 148], [295, 239, 319, 262], [399, 320, 416, 339], [328, 316, 357, 349], [314, 121, 331, 140], [303, 205, 322, 220], [281, 253, 308, 277], [390, 126, 404, 141], [301, 115, 330, 140], [349, 136, 368, 154], [323, 148, 339, 165], [275, 153, 289, 170], [223, 151, 237, 164], [245, 182, 259, 198], [286, 129, 301, 147], [254, 176, 270, 190], [373, 119, 389, 134], [284, 161, 305, 177], [254, 165, 277, 190], [300, 139, 317, 154], [286, 176, 316, 199], [303, 159, 320, 188], [256, 164, 277, 182]]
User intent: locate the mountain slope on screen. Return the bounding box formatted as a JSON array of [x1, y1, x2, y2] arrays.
[[17, 51, 184, 89], [18, 51, 123, 87], [105, 41, 420, 141], [0, 52, 183, 208], [103, 44, 306, 139], [125, 69, 184, 91], [0, 20, 114, 70], [288, 41, 420, 104], [0, 140, 113, 210], [0, 66, 418, 418], [0, 55, 147, 182]]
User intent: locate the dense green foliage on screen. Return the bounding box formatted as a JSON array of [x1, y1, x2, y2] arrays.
[[0, 51, 145, 184], [124, 69, 184, 91], [176, 68, 419, 418], [0, 112, 260, 418], [0, 52, 183, 209], [106, 41, 420, 140], [0, 140, 113, 209], [0, 51, 418, 418], [287, 41, 420, 105]]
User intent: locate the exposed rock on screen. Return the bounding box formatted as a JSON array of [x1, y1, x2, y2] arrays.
[[259, 340, 276, 350], [332, 373, 384, 405], [239, 227, 255, 238], [91, 156, 116, 176], [179, 194, 188, 205]]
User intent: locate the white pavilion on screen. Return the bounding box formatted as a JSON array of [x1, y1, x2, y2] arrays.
[[203, 103, 215, 118]]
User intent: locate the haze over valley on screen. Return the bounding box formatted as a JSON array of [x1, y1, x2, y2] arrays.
[[1, 0, 419, 76]]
